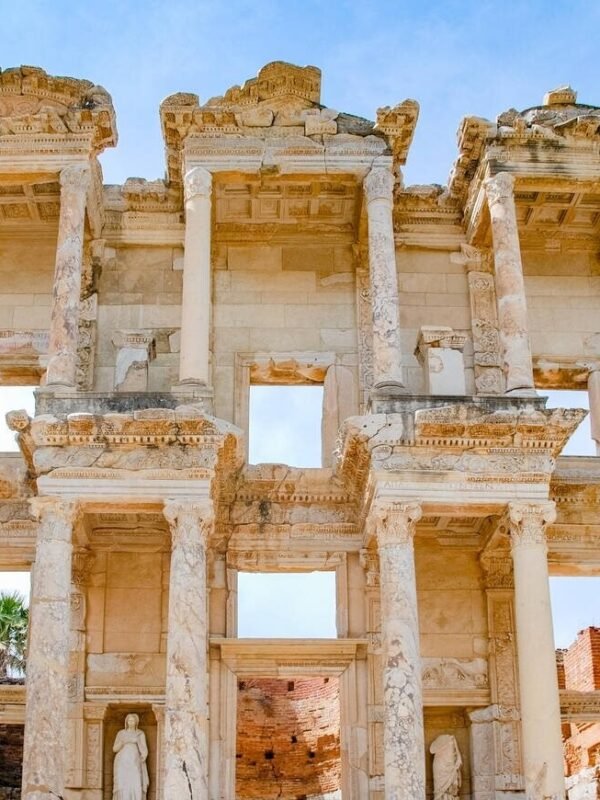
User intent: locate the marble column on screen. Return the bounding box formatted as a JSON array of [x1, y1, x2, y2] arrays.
[[374, 501, 424, 799], [46, 163, 90, 387], [178, 167, 213, 386], [508, 501, 565, 798], [484, 172, 535, 395], [588, 367, 600, 455], [163, 500, 213, 800], [363, 163, 406, 390], [22, 497, 80, 800]]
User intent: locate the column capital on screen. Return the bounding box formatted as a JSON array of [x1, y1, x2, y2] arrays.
[[371, 500, 422, 547], [60, 163, 91, 192], [484, 171, 515, 205], [29, 496, 81, 533], [508, 501, 556, 548], [184, 166, 212, 202], [163, 499, 213, 545], [363, 165, 394, 204]]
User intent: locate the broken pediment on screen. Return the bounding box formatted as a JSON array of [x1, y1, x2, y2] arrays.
[[0, 65, 117, 153]]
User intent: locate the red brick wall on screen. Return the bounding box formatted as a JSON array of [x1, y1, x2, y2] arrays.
[[0, 724, 23, 793], [236, 677, 341, 800], [563, 627, 600, 691]]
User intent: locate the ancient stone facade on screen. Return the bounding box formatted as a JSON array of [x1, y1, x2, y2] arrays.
[[0, 62, 598, 799]]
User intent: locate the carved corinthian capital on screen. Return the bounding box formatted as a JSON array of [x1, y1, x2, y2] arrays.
[[30, 496, 81, 539], [484, 171, 515, 207], [363, 165, 394, 205], [184, 166, 212, 202], [60, 163, 91, 192], [163, 499, 213, 547], [508, 501, 556, 549], [372, 501, 422, 548]]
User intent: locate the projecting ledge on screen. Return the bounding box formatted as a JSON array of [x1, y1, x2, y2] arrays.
[[209, 638, 368, 678]]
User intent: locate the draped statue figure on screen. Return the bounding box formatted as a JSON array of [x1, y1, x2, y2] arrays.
[[112, 713, 149, 800], [430, 734, 462, 800]]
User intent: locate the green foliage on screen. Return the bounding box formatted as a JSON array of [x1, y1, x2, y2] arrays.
[[0, 591, 28, 678]]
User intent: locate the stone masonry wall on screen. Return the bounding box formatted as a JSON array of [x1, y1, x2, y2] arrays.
[[236, 677, 341, 800]]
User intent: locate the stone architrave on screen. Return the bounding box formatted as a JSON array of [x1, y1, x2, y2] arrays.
[[163, 500, 213, 800], [373, 501, 425, 799], [587, 367, 600, 455], [178, 167, 212, 386], [363, 163, 406, 390], [484, 173, 535, 395], [46, 164, 91, 388], [112, 330, 156, 392], [22, 497, 80, 800], [415, 326, 467, 395], [508, 501, 565, 799]]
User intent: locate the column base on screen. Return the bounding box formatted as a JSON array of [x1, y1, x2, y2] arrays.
[[171, 381, 214, 412], [373, 380, 409, 395]]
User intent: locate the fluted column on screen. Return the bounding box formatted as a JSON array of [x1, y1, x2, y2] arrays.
[[508, 501, 565, 798], [178, 167, 213, 386], [484, 172, 535, 395], [374, 501, 424, 799], [364, 164, 405, 390], [46, 164, 90, 387], [22, 497, 80, 800], [163, 500, 213, 800]]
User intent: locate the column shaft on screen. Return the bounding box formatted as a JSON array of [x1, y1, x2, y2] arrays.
[[179, 167, 212, 385], [588, 369, 600, 455], [22, 498, 79, 800], [163, 500, 212, 800], [484, 172, 535, 394], [509, 501, 565, 798], [364, 165, 405, 389], [46, 164, 90, 387], [375, 501, 424, 799]]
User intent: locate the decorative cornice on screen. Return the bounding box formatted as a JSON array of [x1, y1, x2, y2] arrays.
[[508, 501, 556, 548]]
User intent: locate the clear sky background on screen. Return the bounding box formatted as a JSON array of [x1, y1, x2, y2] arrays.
[[1, 1, 599, 649], [1, 1, 598, 186]]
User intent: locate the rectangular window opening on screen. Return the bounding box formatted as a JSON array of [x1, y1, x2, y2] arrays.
[[0, 571, 30, 679], [543, 389, 593, 456], [237, 571, 337, 638], [0, 387, 36, 452], [248, 385, 323, 468]]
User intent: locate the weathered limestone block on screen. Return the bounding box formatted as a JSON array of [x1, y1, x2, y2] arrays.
[[163, 500, 213, 800], [22, 497, 80, 800], [415, 326, 467, 395], [112, 330, 156, 392], [46, 164, 90, 388], [322, 364, 359, 467], [566, 767, 600, 800]]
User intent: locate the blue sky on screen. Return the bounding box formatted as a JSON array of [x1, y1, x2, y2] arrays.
[[1, 1, 598, 186], [1, 1, 598, 647]]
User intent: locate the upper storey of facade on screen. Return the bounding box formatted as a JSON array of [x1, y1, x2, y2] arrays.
[[0, 62, 598, 468]]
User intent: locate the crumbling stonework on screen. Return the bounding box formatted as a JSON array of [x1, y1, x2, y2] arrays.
[[0, 62, 598, 799]]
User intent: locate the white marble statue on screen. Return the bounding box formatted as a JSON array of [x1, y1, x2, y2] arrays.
[[112, 713, 149, 800], [430, 734, 462, 800]]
